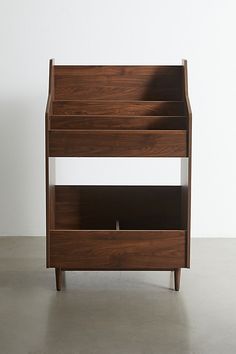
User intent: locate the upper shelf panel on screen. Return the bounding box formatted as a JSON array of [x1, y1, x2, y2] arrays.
[[49, 130, 187, 157], [54, 65, 184, 101], [46, 61, 191, 158]]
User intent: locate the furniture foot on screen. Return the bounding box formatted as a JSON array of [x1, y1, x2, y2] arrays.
[[174, 268, 181, 291], [55, 268, 62, 291]]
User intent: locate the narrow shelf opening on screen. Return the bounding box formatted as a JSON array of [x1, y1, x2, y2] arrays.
[[54, 157, 182, 186]]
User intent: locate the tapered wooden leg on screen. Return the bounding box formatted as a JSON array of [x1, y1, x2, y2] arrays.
[[174, 268, 181, 291], [55, 268, 62, 291]]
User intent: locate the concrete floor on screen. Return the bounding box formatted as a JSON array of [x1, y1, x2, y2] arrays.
[[0, 237, 236, 354]]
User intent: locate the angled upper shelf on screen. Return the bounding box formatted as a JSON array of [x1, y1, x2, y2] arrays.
[[46, 61, 191, 157]]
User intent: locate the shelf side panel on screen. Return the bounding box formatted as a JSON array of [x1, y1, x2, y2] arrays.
[[45, 59, 55, 267], [181, 59, 192, 268]]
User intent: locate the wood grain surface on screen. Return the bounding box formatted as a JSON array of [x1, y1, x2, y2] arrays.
[[49, 129, 187, 157], [50, 230, 186, 269]]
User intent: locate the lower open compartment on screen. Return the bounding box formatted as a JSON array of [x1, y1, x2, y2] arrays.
[[49, 186, 187, 269]]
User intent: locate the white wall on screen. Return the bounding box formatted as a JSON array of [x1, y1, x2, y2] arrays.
[[0, 0, 236, 236]]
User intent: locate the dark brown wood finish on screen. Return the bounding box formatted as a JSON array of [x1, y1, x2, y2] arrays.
[[45, 60, 192, 291], [50, 230, 186, 270], [54, 65, 184, 101], [174, 268, 181, 291], [50, 115, 187, 130], [55, 267, 62, 291], [54, 65, 183, 76], [49, 130, 187, 157], [45, 58, 55, 267], [52, 100, 185, 116]]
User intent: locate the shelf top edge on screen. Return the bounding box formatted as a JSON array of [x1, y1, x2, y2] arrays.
[[53, 65, 184, 68], [52, 99, 185, 103], [49, 229, 186, 232]]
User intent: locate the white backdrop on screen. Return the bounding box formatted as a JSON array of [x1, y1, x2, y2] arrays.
[[0, 0, 236, 236]]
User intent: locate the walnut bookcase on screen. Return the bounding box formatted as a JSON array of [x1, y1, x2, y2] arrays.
[[45, 60, 192, 291]]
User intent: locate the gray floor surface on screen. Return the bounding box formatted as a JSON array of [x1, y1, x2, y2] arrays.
[[0, 237, 236, 354]]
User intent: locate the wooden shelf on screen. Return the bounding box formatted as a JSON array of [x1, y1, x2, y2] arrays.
[[45, 60, 192, 291], [52, 100, 186, 116], [50, 230, 186, 270], [49, 129, 187, 157], [50, 115, 187, 130]]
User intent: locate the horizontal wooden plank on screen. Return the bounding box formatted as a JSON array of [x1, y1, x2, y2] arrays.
[[49, 230, 186, 269], [49, 130, 187, 157], [54, 66, 184, 100], [52, 100, 186, 116], [54, 71, 184, 100], [54, 65, 183, 76], [50, 115, 187, 130]]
